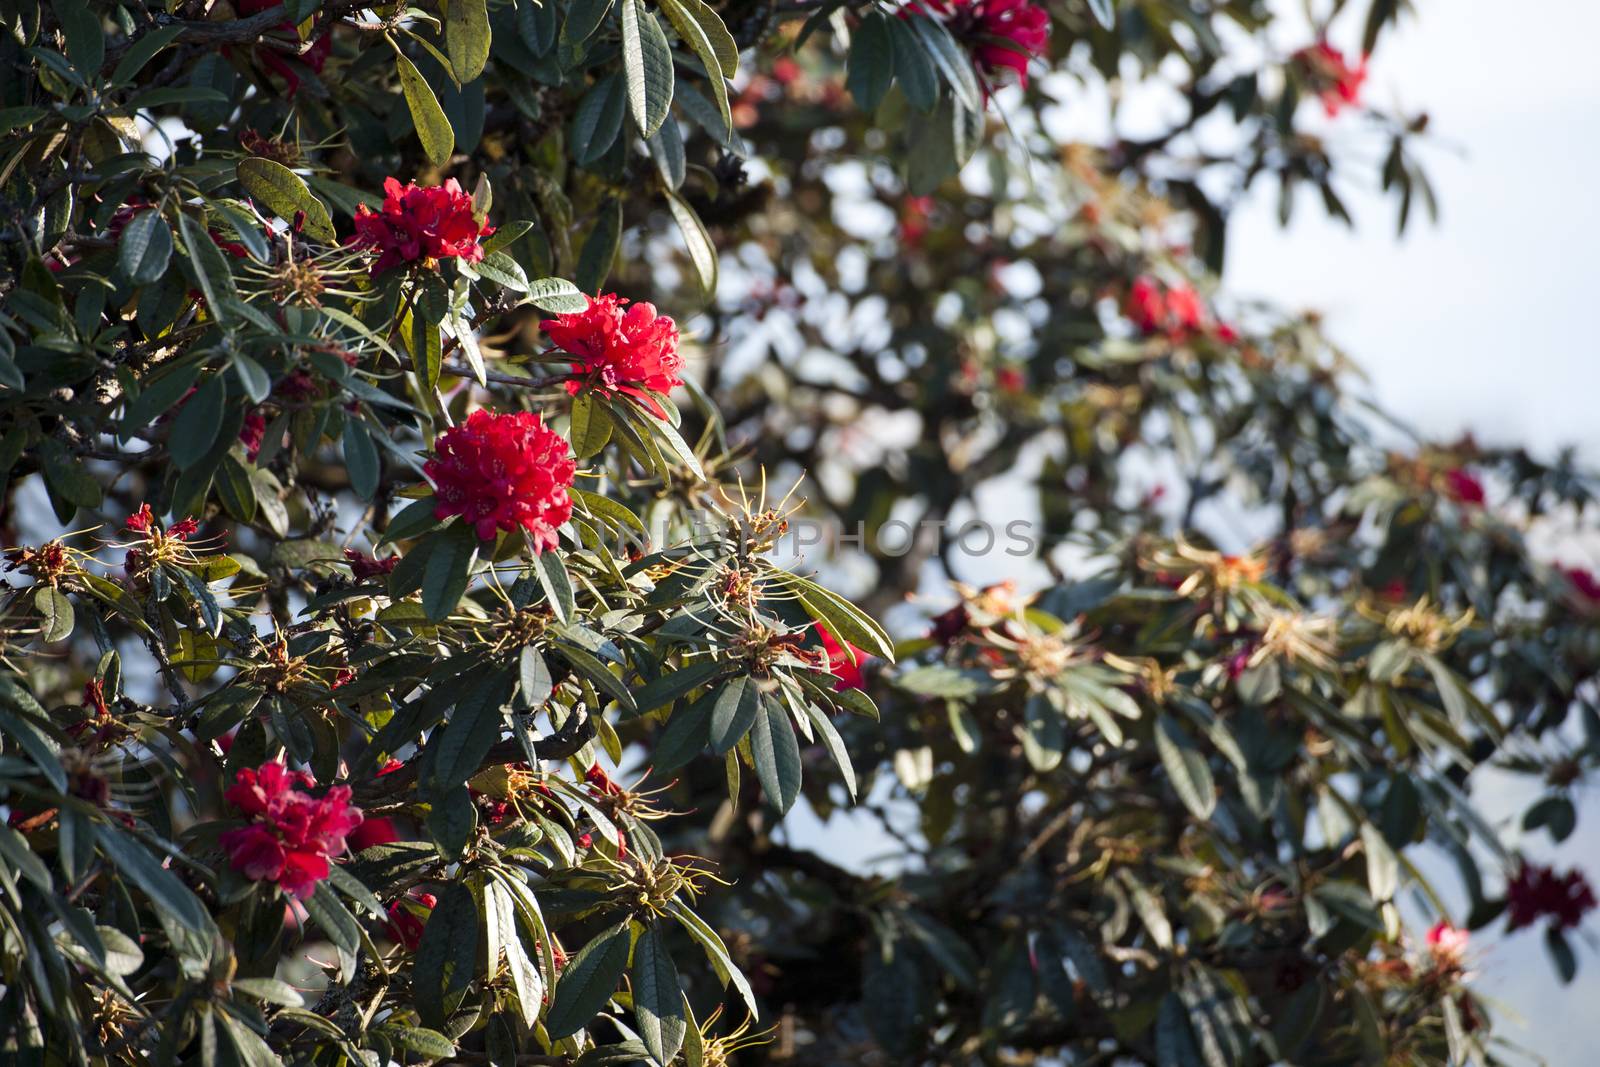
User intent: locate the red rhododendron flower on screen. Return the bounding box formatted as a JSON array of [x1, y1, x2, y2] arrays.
[[235, 0, 331, 96], [1164, 284, 1205, 334], [541, 294, 684, 419], [240, 409, 267, 462], [424, 409, 576, 547], [816, 625, 869, 691], [345, 548, 399, 580], [347, 816, 399, 852], [1441, 468, 1485, 507], [350, 178, 494, 277], [924, 0, 1051, 86], [384, 891, 437, 950], [1506, 862, 1597, 931], [1127, 276, 1168, 335], [995, 366, 1027, 393], [219, 760, 364, 899], [1296, 41, 1367, 117]]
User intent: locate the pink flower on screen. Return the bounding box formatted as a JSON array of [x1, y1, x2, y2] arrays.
[[219, 760, 364, 900], [1427, 921, 1470, 964], [424, 409, 576, 547], [349, 178, 494, 277], [541, 294, 685, 419], [1506, 863, 1598, 932]]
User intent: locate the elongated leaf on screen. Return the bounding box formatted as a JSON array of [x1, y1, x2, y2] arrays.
[[886, 15, 937, 112], [117, 208, 172, 286], [576, 198, 623, 294], [396, 51, 455, 167], [847, 12, 894, 111], [749, 695, 802, 813], [448, 0, 492, 81], [237, 158, 337, 243], [546, 919, 632, 1038], [431, 668, 513, 788], [343, 418, 381, 499], [527, 276, 589, 313], [709, 676, 759, 754], [633, 923, 687, 1065], [663, 189, 717, 297], [572, 73, 626, 165], [620, 0, 674, 137], [423, 522, 479, 621], [415, 882, 479, 1028], [177, 210, 238, 312], [657, 0, 732, 134], [94, 824, 214, 940], [570, 391, 613, 458], [909, 14, 980, 114], [1155, 715, 1215, 819], [34, 586, 74, 642], [170, 373, 226, 471]]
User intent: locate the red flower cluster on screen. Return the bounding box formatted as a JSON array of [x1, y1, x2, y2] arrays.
[[350, 178, 494, 277], [344, 548, 399, 580], [933, 0, 1051, 86], [817, 625, 870, 691], [384, 890, 437, 951], [219, 761, 364, 900], [1506, 862, 1597, 932], [541, 294, 684, 419], [1296, 41, 1367, 117], [425, 409, 575, 547], [1126, 276, 1216, 340], [126, 504, 199, 541]]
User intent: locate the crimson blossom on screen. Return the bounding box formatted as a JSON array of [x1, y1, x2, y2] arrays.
[[218, 760, 364, 900], [929, 0, 1051, 86], [816, 625, 870, 691], [1505, 862, 1598, 932], [424, 409, 576, 547], [349, 178, 494, 276], [540, 294, 685, 419]]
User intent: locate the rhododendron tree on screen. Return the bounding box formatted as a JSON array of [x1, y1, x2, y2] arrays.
[[1, 0, 1594, 1065]]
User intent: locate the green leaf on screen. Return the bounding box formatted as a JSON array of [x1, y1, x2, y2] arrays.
[[447, 0, 492, 81], [415, 881, 480, 1028], [546, 919, 632, 1038], [576, 198, 623, 294], [847, 12, 894, 111], [423, 522, 479, 621], [37, 438, 101, 510], [389, 1027, 457, 1059], [633, 660, 721, 715], [570, 391, 613, 459], [633, 924, 687, 1066], [662, 189, 717, 297], [396, 50, 456, 167], [177, 210, 238, 312], [33, 585, 74, 643], [112, 24, 186, 84], [886, 15, 937, 112], [665, 899, 757, 1018], [474, 250, 532, 293], [53, 0, 103, 75], [1546, 925, 1577, 984], [1088, 0, 1115, 29], [709, 676, 759, 754], [620, 0, 674, 137], [527, 276, 589, 313], [117, 208, 173, 286], [343, 418, 381, 500], [381, 495, 443, 544], [534, 548, 575, 623], [236, 158, 337, 243], [170, 373, 226, 471], [657, 0, 732, 134], [563, 0, 615, 47], [769, 571, 895, 661], [431, 668, 514, 788], [572, 73, 626, 165], [749, 695, 802, 813], [519, 645, 554, 707], [93, 823, 214, 941], [908, 14, 980, 114], [652, 691, 715, 772], [1154, 715, 1215, 819]]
